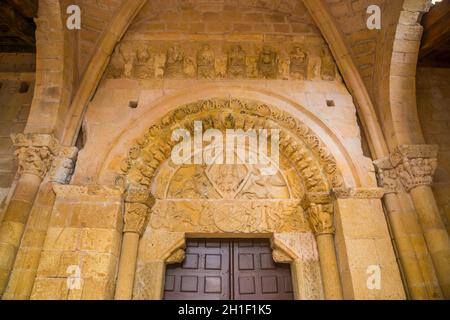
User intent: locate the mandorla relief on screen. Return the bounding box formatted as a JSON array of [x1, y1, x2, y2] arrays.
[[105, 40, 339, 81]]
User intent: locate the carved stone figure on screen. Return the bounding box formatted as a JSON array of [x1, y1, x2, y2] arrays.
[[119, 42, 135, 78], [15, 146, 52, 178], [165, 45, 185, 78], [133, 44, 154, 79], [227, 45, 246, 78], [196, 44, 215, 79], [258, 46, 278, 79], [290, 46, 308, 80], [321, 45, 336, 81], [307, 203, 334, 235], [124, 203, 150, 235]]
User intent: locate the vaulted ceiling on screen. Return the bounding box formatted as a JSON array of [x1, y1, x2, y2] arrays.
[[419, 0, 450, 67], [0, 0, 37, 52]]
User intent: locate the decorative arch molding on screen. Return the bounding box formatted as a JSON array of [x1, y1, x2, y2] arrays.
[[119, 98, 345, 194]]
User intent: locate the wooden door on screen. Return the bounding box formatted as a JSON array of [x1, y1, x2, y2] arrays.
[[232, 239, 294, 300], [164, 239, 231, 300], [164, 239, 293, 300]]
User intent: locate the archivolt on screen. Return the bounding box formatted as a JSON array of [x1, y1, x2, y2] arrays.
[[120, 98, 344, 194]]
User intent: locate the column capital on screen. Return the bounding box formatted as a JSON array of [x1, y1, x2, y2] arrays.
[[374, 144, 438, 193], [123, 202, 150, 236], [307, 203, 335, 235], [12, 133, 59, 179]]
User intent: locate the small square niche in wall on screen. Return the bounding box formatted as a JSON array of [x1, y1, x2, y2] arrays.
[[19, 82, 29, 94], [129, 101, 138, 109], [326, 100, 335, 107]]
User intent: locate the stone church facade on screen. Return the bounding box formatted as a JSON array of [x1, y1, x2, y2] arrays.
[[0, 0, 449, 300]]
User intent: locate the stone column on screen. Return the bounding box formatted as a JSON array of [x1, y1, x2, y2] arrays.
[[2, 146, 78, 300], [390, 145, 450, 298], [0, 134, 58, 297], [375, 155, 442, 299], [115, 189, 155, 300], [303, 194, 343, 300], [115, 203, 149, 300]]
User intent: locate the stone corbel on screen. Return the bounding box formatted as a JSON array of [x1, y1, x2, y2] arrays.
[[48, 146, 78, 184]]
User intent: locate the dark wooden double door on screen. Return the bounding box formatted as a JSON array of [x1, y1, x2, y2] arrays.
[[164, 239, 294, 300]]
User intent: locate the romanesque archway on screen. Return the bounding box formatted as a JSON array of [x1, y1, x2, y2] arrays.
[[114, 98, 346, 300]]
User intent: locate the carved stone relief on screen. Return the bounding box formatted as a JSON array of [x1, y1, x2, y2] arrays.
[[120, 99, 344, 194], [105, 41, 338, 81], [374, 144, 439, 193], [150, 199, 307, 234]]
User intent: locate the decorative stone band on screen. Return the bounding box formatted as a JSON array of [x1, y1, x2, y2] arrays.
[[11, 133, 59, 179], [332, 187, 385, 199], [374, 144, 438, 193]]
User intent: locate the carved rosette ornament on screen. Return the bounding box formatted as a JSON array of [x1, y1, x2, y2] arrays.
[[374, 145, 438, 193], [11, 133, 59, 179], [124, 203, 150, 236]]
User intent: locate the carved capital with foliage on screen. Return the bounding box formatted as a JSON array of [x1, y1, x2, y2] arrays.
[[307, 203, 334, 235], [124, 202, 150, 236], [375, 145, 438, 193], [12, 133, 59, 179]]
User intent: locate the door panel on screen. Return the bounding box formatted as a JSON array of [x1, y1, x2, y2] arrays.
[[233, 239, 294, 300], [163, 239, 293, 300], [164, 240, 231, 300]]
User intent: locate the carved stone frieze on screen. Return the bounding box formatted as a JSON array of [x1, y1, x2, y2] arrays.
[[150, 200, 308, 234], [105, 42, 337, 81], [332, 187, 385, 199]]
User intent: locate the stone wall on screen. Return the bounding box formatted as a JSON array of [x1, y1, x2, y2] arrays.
[[0, 53, 35, 216], [417, 67, 450, 234]]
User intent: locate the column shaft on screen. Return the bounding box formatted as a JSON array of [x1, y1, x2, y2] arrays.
[[316, 233, 343, 299], [410, 185, 450, 298], [115, 232, 140, 300], [0, 173, 42, 296], [384, 193, 433, 299]]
